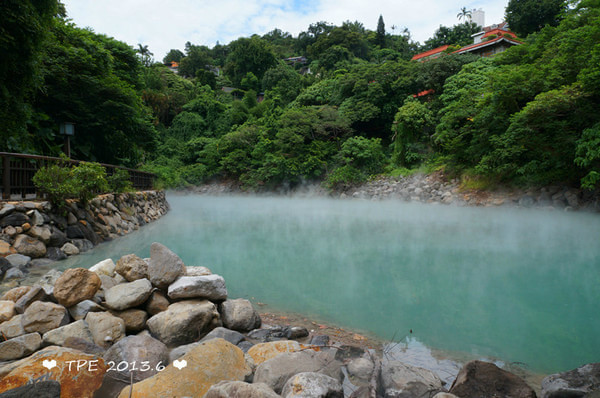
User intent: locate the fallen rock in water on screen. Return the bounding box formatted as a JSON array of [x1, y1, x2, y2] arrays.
[[204, 381, 280, 398], [449, 360, 536, 398], [381, 360, 444, 398], [281, 372, 344, 398], [220, 298, 261, 332], [167, 274, 228, 301], [541, 362, 600, 398], [104, 278, 152, 311], [116, 338, 251, 398], [146, 299, 221, 346], [148, 242, 185, 289], [53, 268, 102, 307]]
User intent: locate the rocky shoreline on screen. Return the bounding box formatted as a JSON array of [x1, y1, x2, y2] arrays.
[[0, 243, 597, 397], [189, 174, 600, 212], [0, 191, 169, 290]]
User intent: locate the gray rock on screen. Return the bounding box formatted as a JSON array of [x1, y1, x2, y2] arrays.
[[63, 336, 105, 356], [0, 314, 26, 339], [85, 311, 126, 348], [36, 269, 63, 295], [237, 340, 254, 353], [71, 238, 94, 252], [110, 308, 148, 333], [205, 381, 280, 398], [42, 319, 94, 346], [254, 349, 343, 394], [281, 372, 344, 398], [14, 285, 47, 313], [28, 225, 51, 244], [89, 259, 116, 277], [381, 360, 444, 398], [29, 258, 55, 268], [146, 299, 221, 346], [104, 278, 152, 311], [0, 204, 15, 217], [450, 360, 536, 398], [167, 274, 228, 301], [67, 212, 78, 225], [148, 242, 185, 289], [61, 242, 79, 256], [347, 357, 374, 382], [68, 299, 105, 320], [5, 254, 31, 268], [541, 362, 600, 398], [200, 326, 246, 345], [21, 301, 69, 334], [432, 394, 459, 398], [45, 247, 67, 261], [0, 300, 15, 323], [13, 234, 46, 258], [0, 212, 29, 227], [0, 380, 60, 398], [115, 253, 148, 281], [145, 290, 170, 315], [96, 334, 169, 398], [0, 257, 10, 280], [48, 227, 67, 248], [0, 332, 42, 360], [3, 267, 24, 280], [219, 298, 261, 332], [29, 210, 45, 226], [185, 266, 212, 276]]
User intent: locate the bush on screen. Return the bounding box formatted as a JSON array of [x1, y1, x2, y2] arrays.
[[71, 162, 109, 204], [32, 163, 77, 210], [324, 165, 364, 189], [108, 168, 133, 193]]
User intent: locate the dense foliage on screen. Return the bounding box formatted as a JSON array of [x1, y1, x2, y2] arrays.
[[3, 0, 600, 193]]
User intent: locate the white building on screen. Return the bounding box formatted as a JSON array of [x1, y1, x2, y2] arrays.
[[472, 8, 485, 28]]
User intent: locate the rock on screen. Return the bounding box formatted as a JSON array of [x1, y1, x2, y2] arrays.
[[0, 314, 25, 339], [14, 286, 46, 313], [0, 333, 42, 360], [89, 258, 116, 277], [96, 334, 169, 398], [48, 227, 67, 248], [28, 225, 51, 244], [116, 338, 251, 398], [111, 309, 148, 333], [0, 204, 15, 218], [186, 265, 212, 276], [104, 278, 152, 311], [67, 212, 78, 225], [0, 286, 31, 302], [85, 311, 126, 348], [247, 340, 301, 365], [0, 380, 61, 398], [449, 360, 536, 398], [145, 290, 170, 315], [0, 300, 15, 322], [146, 299, 221, 346], [0, 346, 107, 398], [53, 267, 102, 307], [28, 210, 44, 226], [433, 394, 459, 398], [201, 326, 246, 345], [237, 340, 254, 353], [254, 349, 343, 393], [115, 254, 148, 281], [12, 234, 46, 258], [62, 336, 105, 356], [310, 335, 330, 347], [3, 268, 23, 280], [21, 301, 69, 334], [205, 381, 280, 398], [541, 362, 600, 398], [61, 242, 79, 255], [348, 357, 374, 382], [41, 319, 93, 346], [148, 242, 185, 289], [4, 254, 30, 268], [281, 372, 344, 398], [167, 274, 228, 301], [0, 242, 16, 257], [45, 247, 67, 261], [71, 238, 94, 252], [518, 195, 536, 208], [0, 258, 11, 280], [220, 298, 261, 332], [381, 360, 444, 398], [36, 269, 62, 295], [287, 326, 309, 339], [68, 299, 104, 321], [0, 213, 29, 227]]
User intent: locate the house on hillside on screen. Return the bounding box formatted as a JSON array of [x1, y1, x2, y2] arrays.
[[411, 45, 451, 62], [165, 61, 179, 74], [454, 23, 521, 57]]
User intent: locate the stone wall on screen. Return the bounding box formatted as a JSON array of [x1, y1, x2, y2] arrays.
[[0, 191, 168, 280]]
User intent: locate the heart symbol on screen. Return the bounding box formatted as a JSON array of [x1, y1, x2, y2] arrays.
[[42, 359, 57, 370], [173, 359, 187, 370]]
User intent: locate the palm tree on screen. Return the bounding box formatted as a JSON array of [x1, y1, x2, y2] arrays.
[[457, 7, 472, 24], [136, 44, 154, 67]]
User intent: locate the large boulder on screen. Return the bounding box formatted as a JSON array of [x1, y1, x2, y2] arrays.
[[0, 346, 107, 398], [381, 360, 444, 398], [4, 254, 30, 268], [48, 226, 67, 248], [28, 225, 51, 244], [541, 363, 600, 398], [247, 340, 301, 366], [449, 360, 536, 398], [53, 268, 102, 307], [85, 311, 126, 348], [0, 300, 15, 322], [104, 278, 152, 311], [281, 372, 344, 398], [0, 380, 60, 398], [0, 286, 31, 303], [115, 254, 148, 281], [0, 314, 25, 339], [12, 234, 46, 258], [110, 309, 148, 333], [116, 338, 252, 398], [95, 334, 169, 398], [205, 381, 280, 398], [21, 301, 69, 334], [0, 213, 29, 227], [254, 349, 343, 394], [145, 290, 170, 315], [167, 274, 228, 301], [41, 319, 94, 346], [146, 299, 221, 346], [89, 259, 116, 277], [170, 327, 246, 362], [35, 269, 62, 296], [148, 242, 185, 289], [220, 298, 261, 332], [0, 332, 42, 360]]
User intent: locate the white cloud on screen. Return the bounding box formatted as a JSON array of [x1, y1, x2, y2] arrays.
[[61, 0, 508, 60]]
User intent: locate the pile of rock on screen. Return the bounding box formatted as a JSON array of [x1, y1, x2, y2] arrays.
[[0, 242, 598, 398], [0, 191, 168, 284]]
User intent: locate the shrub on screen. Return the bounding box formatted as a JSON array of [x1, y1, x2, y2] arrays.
[[71, 162, 109, 204], [32, 163, 76, 210], [108, 168, 133, 193], [324, 165, 364, 189]]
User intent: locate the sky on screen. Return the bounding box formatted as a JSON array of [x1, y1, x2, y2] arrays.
[[61, 0, 509, 61]]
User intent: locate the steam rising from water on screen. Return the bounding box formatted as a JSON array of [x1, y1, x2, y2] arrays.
[[53, 193, 600, 373]]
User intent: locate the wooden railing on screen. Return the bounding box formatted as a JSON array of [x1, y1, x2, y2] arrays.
[[0, 152, 156, 200]]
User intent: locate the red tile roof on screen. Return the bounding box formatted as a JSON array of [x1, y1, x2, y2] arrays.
[[411, 45, 450, 61], [453, 36, 522, 55]]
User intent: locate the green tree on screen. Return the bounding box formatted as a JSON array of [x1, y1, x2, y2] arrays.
[[163, 49, 184, 64], [457, 7, 472, 24], [505, 0, 566, 37], [392, 98, 434, 166], [136, 44, 154, 67], [178, 43, 213, 78], [423, 22, 481, 50], [224, 36, 278, 87], [376, 15, 386, 47]]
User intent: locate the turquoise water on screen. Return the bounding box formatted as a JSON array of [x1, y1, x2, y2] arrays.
[[53, 193, 599, 373]]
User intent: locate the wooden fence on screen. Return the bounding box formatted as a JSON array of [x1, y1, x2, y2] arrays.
[[0, 152, 156, 200]]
